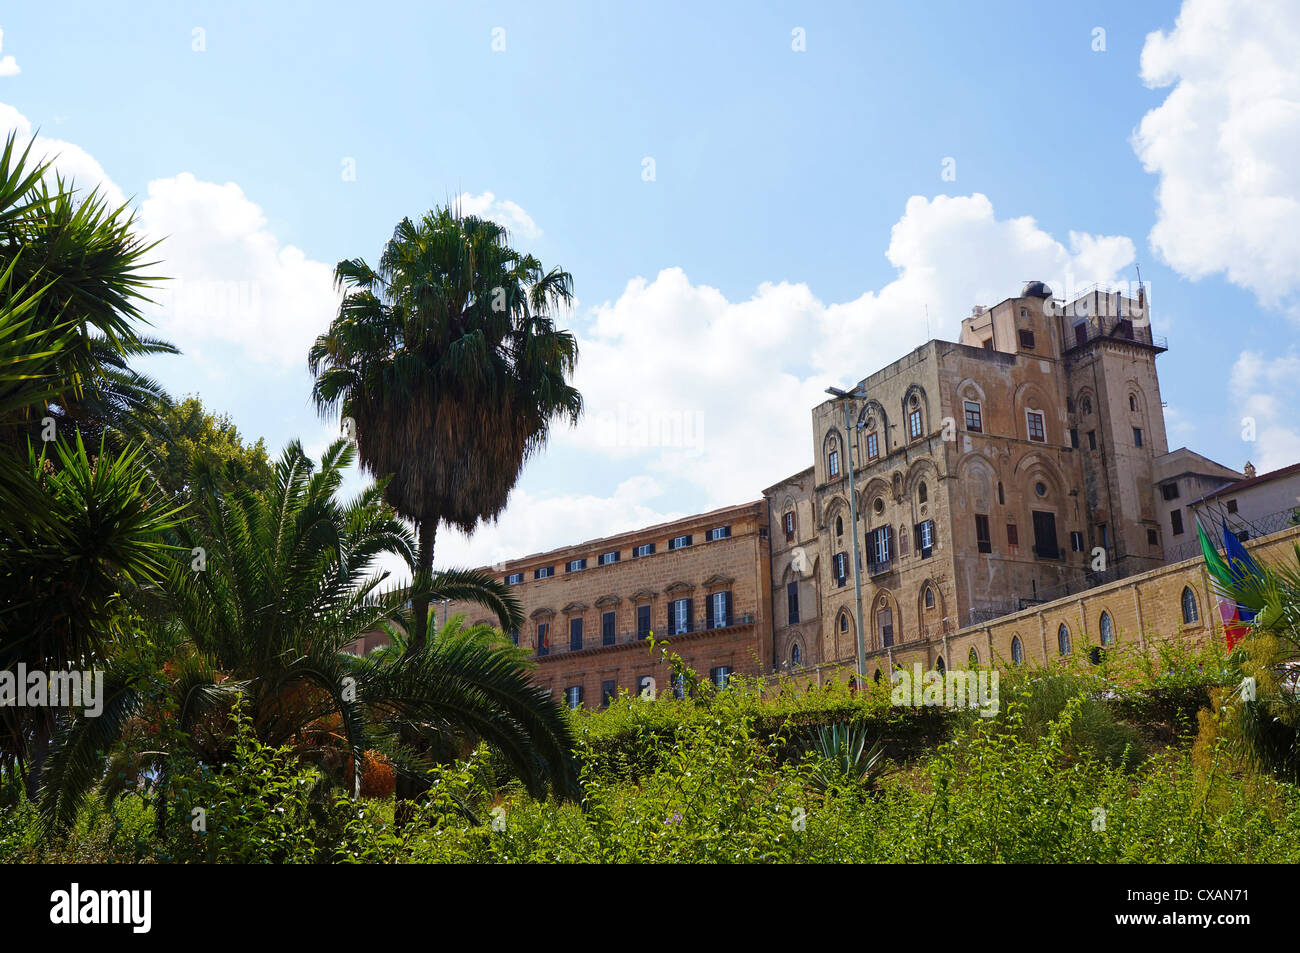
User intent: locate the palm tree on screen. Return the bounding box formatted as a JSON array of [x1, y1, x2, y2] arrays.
[[38, 438, 581, 830], [0, 131, 176, 456], [308, 206, 582, 650]]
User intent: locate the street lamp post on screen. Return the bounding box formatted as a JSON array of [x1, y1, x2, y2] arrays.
[[826, 385, 869, 685]]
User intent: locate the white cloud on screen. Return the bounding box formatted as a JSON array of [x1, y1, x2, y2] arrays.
[[0, 102, 123, 206], [0, 28, 18, 78], [1134, 0, 1300, 312], [137, 173, 339, 367], [1230, 349, 1300, 471], [563, 193, 1136, 508], [456, 190, 541, 240]]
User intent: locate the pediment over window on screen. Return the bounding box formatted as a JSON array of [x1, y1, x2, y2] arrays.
[[631, 588, 658, 602], [702, 573, 734, 590], [595, 594, 622, 608], [561, 601, 588, 614], [664, 580, 695, 596], [529, 607, 555, 621]]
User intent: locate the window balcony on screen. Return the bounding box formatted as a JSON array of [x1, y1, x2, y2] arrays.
[[867, 558, 893, 576], [1033, 544, 1063, 560]]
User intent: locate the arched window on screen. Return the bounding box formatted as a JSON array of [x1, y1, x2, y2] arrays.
[[827, 437, 840, 478], [1058, 623, 1072, 655], [935, 655, 945, 674], [791, 642, 802, 666], [1099, 611, 1115, 646], [1129, 394, 1137, 412], [968, 647, 979, 669], [835, 515, 843, 537], [1181, 587, 1199, 624], [1010, 636, 1023, 665], [998, 482, 1005, 505], [918, 482, 928, 504], [839, 612, 849, 633], [924, 586, 935, 609]]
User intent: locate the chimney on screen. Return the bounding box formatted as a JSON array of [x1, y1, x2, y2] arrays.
[[1244, 461, 1256, 479]]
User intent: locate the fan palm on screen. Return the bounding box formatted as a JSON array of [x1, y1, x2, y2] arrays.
[[38, 438, 581, 830], [308, 206, 582, 649]]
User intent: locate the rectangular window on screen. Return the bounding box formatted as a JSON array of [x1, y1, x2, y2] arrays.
[[669, 598, 692, 635], [569, 617, 583, 652], [1098, 523, 1110, 551], [975, 514, 992, 554], [598, 550, 620, 565], [1070, 428, 1079, 449], [602, 610, 616, 646], [1227, 499, 1238, 514], [710, 666, 734, 689], [1026, 411, 1046, 443], [828, 450, 840, 477], [509, 627, 519, 646], [877, 607, 894, 648], [1133, 427, 1143, 447], [505, 572, 523, 585], [636, 604, 651, 639], [866, 432, 879, 459], [1170, 509, 1184, 536], [783, 511, 795, 538], [1147, 527, 1159, 546], [534, 565, 554, 580], [1087, 430, 1097, 451], [1161, 482, 1180, 501], [1032, 510, 1059, 559], [787, 580, 800, 625], [1018, 329, 1035, 349], [709, 590, 730, 628], [601, 680, 617, 709], [1007, 523, 1019, 547], [833, 551, 847, 586], [706, 525, 731, 541], [633, 542, 655, 558], [668, 534, 693, 550], [565, 685, 583, 710], [915, 519, 934, 558], [565, 558, 587, 573], [536, 623, 549, 656], [909, 409, 923, 439], [963, 401, 983, 433], [871, 526, 891, 565], [1070, 531, 1084, 552]]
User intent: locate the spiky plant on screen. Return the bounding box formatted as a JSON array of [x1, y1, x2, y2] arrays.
[[38, 438, 581, 830], [801, 721, 891, 794]]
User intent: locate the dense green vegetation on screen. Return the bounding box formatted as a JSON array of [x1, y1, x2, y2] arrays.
[[7, 637, 1300, 864]]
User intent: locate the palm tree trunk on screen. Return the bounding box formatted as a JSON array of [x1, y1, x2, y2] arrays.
[[407, 519, 437, 655]]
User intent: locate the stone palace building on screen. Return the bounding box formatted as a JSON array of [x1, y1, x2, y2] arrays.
[[434, 282, 1294, 706]]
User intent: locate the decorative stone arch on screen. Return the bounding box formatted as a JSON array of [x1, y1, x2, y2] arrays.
[[905, 458, 942, 511], [822, 494, 849, 533], [1056, 620, 1072, 656], [1009, 633, 1025, 665], [1074, 385, 1097, 419], [967, 645, 980, 669], [780, 630, 806, 669], [858, 477, 892, 526], [901, 383, 930, 441], [822, 427, 844, 480], [916, 578, 945, 631], [870, 588, 901, 649], [857, 399, 891, 457], [1012, 452, 1069, 507], [1181, 585, 1201, 626], [1124, 378, 1149, 418], [954, 376, 988, 406], [1098, 609, 1117, 647], [1013, 381, 1055, 443], [953, 452, 998, 512], [833, 606, 855, 660]]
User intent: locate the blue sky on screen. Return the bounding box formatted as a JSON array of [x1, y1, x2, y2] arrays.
[[2, 0, 1297, 572]]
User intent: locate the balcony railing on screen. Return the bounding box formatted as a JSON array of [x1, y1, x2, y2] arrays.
[[1032, 543, 1062, 560], [1064, 314, 1168, 353], [534, 614, 756, 659], [867, 558, 893, 576]]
